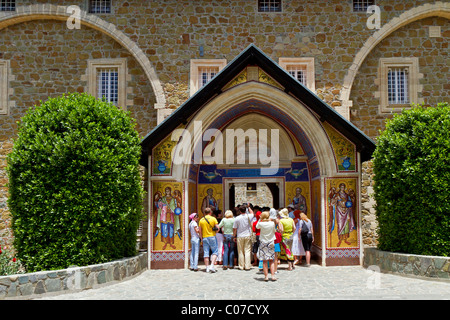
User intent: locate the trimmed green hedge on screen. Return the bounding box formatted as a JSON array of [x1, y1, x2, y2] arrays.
[[373, 103, 450, 257], [7, 93, 145, 272]]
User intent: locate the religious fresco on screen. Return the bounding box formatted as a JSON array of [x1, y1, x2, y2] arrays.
[[222, 66, 285, 92], [285, 162, 308, 182], [152, 136, 176, 176], [284, 162, 310, 212], [152, 181, 184, 251], [187, 182, 197, 251], [325, 178, 358, 249], [152, 126, 185, 176], [223, 68, 247, 91], [323, 123, 357, 172], [309, 161, 320, 179], [258, 68, 284, 90], [285, 181, 310, 215], [311, 179, 322, 248], [188, 182, 197, 215], [197, 184, 223, 218], [198, 166, 223, 184]]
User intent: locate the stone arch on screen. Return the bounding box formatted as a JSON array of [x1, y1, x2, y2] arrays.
[[340, 1, 450, 119], [0, 4, 166, 108], [171, 81, 337, 180]]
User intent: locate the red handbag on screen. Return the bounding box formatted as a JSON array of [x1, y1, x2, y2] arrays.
[[274, 231, 282, 244]]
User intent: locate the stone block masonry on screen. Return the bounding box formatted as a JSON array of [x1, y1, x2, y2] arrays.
[[0, 252, 147, 299], [364, 248, 450, 281]]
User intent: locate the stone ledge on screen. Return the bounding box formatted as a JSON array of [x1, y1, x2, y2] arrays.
[[364, 248, 450, 281], [0, 252, 148, 299]]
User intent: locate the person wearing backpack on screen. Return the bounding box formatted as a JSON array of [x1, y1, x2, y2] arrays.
[[299, 212, 314, 267]]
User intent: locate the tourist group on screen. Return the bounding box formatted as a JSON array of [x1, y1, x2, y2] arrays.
[[188, 203, 314, 282]]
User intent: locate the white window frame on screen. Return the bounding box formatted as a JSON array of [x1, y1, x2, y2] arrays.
[[87, 59, 127, 110], [278, 57, 315, 92], [378, 57, 421, 113], [189, 59, 227, 96]]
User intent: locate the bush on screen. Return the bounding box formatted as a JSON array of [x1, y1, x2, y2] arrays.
[[373, 103, 450, 257], [7, 93, 144, 272]]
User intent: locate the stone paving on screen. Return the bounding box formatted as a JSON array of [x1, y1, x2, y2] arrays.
[[38, 262, 450, 300]]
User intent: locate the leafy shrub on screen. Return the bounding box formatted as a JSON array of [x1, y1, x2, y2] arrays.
[[373, 103, 450, 257], [7, 93, 144, 272]]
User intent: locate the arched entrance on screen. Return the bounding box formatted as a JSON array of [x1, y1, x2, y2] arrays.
[[184, 96, 324, 268], [141, 45, 376, 269]]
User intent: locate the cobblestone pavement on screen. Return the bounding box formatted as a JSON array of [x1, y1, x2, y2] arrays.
[[38, 262, 450, 300]]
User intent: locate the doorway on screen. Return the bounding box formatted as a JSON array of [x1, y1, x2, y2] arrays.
[[265, 183, 280, 209], [224, 178, 285, 210]]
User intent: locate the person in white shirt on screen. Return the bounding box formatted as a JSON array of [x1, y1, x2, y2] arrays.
[[232, 205, 254, 270], [188, 213, 200, 271]]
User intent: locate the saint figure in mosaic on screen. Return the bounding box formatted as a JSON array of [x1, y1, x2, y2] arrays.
[[155, 187, 182, 250], [328, 183, 356, 247]]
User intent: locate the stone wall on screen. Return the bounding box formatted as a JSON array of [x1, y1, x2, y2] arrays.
[[234, 183, 273, 208], [361, 161, 378, 248], [12, 0, 442, 113], [350, 16, 449, 140], [364, 248, 450, 281], [0, 19, 157, 136], [0, 252, 148, 299]]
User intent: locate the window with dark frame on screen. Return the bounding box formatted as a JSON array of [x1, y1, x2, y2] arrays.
[[89, 0, 112, 14], [0, 0, 16, 12], [258, 0, 282, 13], [352, 0, 375, 12]]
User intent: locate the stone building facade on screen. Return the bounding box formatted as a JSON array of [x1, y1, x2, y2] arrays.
[[0, 1, 448, 262]]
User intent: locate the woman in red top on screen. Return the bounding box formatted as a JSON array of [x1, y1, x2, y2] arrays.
[[252, 211, 261, 266]]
